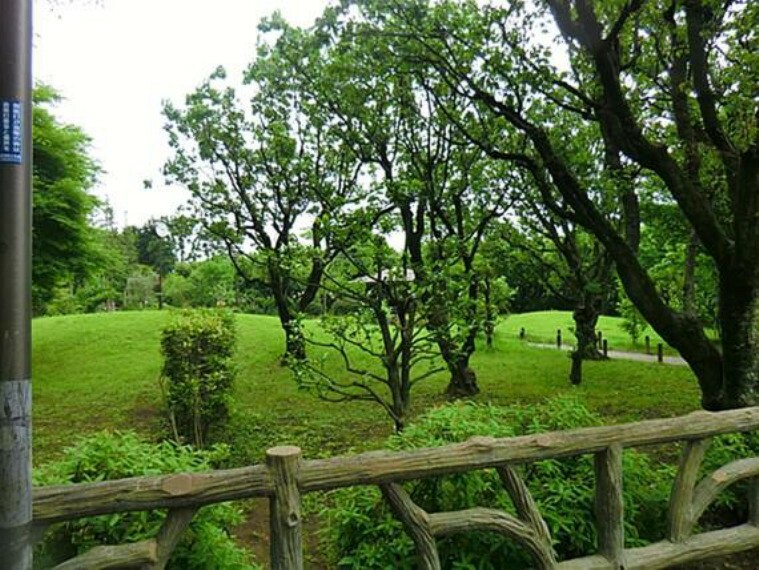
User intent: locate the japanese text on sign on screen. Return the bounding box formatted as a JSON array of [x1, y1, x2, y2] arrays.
[[0, 101, 23, 164]]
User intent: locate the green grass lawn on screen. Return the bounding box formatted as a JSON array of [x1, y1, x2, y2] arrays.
[[32, 309, 702, 466]]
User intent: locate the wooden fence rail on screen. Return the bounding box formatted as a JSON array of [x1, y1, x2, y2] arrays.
[[32, 407, 759, 569]]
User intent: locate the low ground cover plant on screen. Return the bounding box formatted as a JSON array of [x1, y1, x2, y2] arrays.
[[322, 397, 756, 568], [34, 430, 258, 569]]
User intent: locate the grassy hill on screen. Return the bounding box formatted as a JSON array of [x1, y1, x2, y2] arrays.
[[32, 310, 701, 465], [501, 310, 669, 352]]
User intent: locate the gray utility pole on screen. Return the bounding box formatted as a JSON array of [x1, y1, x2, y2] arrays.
[[0, 0, 33, 568]]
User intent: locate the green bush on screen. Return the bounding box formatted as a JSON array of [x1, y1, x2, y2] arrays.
[[160, 309, 236, 447], [323, 396, 674, 568], [34, 431, 258, 569]]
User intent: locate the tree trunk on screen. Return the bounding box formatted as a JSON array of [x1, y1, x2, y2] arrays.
[[444, 352, 479, 397], [283, 323, 306, 363], [268, 263, 306, 363], [157, 272, 164, 310], [719, 276, 759, 409], [425, 292, 480, 397], [569, 350, 583, 386], [569, 299, 602, 386], [484, 277, 494, 348], [573, 300, 603, 360], [274, 297, 305, 363]]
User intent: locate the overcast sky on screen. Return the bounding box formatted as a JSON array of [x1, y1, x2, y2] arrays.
[[33, 0, 330, 227]]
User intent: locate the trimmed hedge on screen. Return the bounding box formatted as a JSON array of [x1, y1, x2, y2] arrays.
[[161, 309, 236, 447]]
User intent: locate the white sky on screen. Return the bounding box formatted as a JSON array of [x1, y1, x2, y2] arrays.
[[33, 0, 330, 228]]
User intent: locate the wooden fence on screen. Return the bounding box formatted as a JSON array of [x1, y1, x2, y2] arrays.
[[33, 407, 759, 569]]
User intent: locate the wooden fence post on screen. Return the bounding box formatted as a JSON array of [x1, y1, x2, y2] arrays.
[[669, 439, 709, 541], [658, 343, 664, 363], [602, 339, 608, 358], [645, 335, 651, 355], [595, 444, 624, 567], [556, 329, 562, 349], [597, 331, 603, 349], [267, 446, 303, 570]]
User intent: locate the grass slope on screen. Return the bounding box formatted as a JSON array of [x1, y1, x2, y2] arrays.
[[33, 310, 701, 465], [500, 310, 673, 353]]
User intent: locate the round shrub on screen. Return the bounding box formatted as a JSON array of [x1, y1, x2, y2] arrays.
[[322, 396, 674, 568]]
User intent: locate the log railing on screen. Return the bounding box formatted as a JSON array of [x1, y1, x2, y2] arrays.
[[33, 407, 759, 569]]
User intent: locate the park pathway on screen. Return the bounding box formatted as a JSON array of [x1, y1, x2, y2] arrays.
[[527, 342, 688, 366]]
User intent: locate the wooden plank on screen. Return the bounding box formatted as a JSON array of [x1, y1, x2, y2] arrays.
[[558, 524, 759, 569], [497, 466, 554, 551], [52, 540, 157, 569], [149, 507, 197, 569], [267, 446, 303, 570], [296, 408, 759, 493], [34, 407, 759, 524], [380, 483, 440, 570], [689, 457, 759, 533], [429, 508, 556, 569], [594, 445, 624, 567], [34, 464, 270, 523], [668, 438, 709, 542]]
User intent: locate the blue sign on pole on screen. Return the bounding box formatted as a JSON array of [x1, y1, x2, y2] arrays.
[[0, 100, 23, 164]]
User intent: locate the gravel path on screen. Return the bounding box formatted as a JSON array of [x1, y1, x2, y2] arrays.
[[527, 342, 687, 366]]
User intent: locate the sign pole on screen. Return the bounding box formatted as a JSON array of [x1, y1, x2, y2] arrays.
[[0, 0, 34, 568]]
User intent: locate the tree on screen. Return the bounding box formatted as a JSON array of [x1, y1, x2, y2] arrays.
[[269, 15, 513, 396], [32, 85, 101, 313], [500, 161, 617, 384], [294, 235, 443, 432], [158, 212, 205, 263], [134, 219, 176, 309], [163, 256, 237, 308], [502, 216, 614, 385], [164, 62, 361, 360], [353, 0, 758, 409], [637, 199, 718, 327]]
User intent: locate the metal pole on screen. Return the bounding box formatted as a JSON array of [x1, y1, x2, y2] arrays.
[[0, 0, 33, 568]]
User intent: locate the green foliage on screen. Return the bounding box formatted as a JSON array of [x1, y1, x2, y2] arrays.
[[323, 397, 674, 568], [123, 265, 158, 310], [294, 251, 444, 432], [164, 257, 237, 308], [34, 431, 258, 569], [619, 292, 646, 346], [160, 310, 236, 447], [32, 85, 101, 314], [135, 220, 176, 276], [638, 200, 719, 327]]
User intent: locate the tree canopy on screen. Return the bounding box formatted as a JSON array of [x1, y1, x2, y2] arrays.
[[160, 0, 758, 411], [32, 85, 101, 314]]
